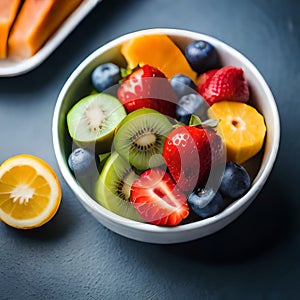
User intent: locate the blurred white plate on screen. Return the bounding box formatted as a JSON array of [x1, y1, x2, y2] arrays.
[[0, 0, 102, 77]]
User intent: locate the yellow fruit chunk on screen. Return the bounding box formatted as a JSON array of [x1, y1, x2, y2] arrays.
[[0, 154, 61, 229], [208, 101, 266, 164], [121, 34, 197, 81]]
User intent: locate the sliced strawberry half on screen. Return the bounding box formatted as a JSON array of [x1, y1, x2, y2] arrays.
[[118, 64, 178, 117], [130, 168, 189, 226], [196, 66, 250, 106]]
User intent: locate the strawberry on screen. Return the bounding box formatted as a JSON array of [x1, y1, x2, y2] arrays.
[[196, 66, 249, 106], [163, 125, 223, 193], [196, 69, 218, 95], [118, 64, 178, 117], [130, 168, 189, 226]]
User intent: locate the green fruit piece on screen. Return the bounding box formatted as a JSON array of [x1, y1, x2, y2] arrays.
[[95, 152, 144, 222], [113, 108, 173, 170], [67, 93, 126, 153], [98, 152, 111, 170], [90, 89, 99, 95]]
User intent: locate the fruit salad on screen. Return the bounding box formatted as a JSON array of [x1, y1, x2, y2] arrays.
[[65, 34, 266, 227]]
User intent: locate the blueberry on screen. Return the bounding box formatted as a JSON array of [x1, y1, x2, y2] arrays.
[[185, 40, 218, 73], [91, 63, 121, 92], [176, 93, 207, 124], [68, 148, 100, 177], [188, 186, 223, 218], [170, 74, 196, 98], [219, 161, 251, 199]]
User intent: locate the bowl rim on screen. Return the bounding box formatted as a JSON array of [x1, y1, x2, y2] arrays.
[[52, 28, 280, 240]]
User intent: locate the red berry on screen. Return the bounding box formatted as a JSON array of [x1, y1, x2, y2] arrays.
[[196, 66, 249, 106], [130, 168, 189, 226], [163, 126, 223, 193], [196, 69, 218, 95], [118, 64, 178, 117]]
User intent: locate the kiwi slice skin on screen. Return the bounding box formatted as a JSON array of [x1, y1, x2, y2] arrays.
[[113, 108, 173, 170], [95, 151, 144, 222], [67, 93, 126, 154]]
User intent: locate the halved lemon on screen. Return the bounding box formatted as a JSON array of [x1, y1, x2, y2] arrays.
[[0, 154, 62, 229]]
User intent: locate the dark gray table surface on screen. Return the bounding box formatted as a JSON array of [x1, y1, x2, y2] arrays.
[[1, 0, 299, 299]]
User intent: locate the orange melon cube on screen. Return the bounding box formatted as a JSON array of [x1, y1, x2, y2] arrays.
[[8, 0, 83, 59], [121, 34, 197, 81], [0, 0, 23, 59]]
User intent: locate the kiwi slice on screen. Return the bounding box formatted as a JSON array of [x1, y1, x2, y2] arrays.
[[95, 151, 144, 222], [113, 108, 173, 170], [67, 93, 126, 153]]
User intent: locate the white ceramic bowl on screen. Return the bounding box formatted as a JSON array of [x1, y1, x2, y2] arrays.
[[52, 28, 280, 244]]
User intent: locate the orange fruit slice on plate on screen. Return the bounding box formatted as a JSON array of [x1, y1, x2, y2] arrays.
[[0, 154, 61, 229], [121, 34, 197, 81], [208, 101, 266, 164]]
